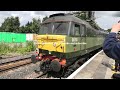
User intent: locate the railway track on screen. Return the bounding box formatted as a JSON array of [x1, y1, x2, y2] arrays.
[[0, 57, 32, 72], [0, 48, 101, 79], [0, 52, 34, 60], [0, 56, 19, 60]]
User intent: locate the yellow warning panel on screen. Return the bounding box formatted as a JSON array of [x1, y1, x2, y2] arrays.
[[36, 35, 66, 53]]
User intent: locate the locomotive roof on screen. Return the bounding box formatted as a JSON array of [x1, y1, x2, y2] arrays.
[[43, 14, 95, 30]]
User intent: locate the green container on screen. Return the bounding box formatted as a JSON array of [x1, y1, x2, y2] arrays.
[[0, 32, 1, 42], [16, 34, 19, 42], [6, 32, 12, 43], [0, 32, 10, 43], [0, 32, 4, 42], [22, 34, 26, 42], [0, 32, 26, 43], [15, 33, 19, 43], [12, 33, 26, 43], [8, 33, 13, 43], [11, 33, 15, 43], [1, 32, 7, 42]]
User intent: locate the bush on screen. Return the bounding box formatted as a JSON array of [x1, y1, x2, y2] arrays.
[[0, 43, 10, 55], [0, 41, 36, 55], [26, 41, 36, 51]]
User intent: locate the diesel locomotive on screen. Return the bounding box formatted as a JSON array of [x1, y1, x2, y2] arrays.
[[31, 13, 108, 73]]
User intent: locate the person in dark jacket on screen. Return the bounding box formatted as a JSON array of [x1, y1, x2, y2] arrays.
[[103, 23, 120, 72]]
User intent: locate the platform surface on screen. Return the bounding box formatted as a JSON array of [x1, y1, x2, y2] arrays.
[[68, 50, 115, 79]]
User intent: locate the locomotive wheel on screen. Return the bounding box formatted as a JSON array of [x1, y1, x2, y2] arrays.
[[50, 60, 61, 72], [31, 55, 37, 64], [0, 57, 2, 59]]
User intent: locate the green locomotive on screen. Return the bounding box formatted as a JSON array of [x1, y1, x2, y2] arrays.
[[31, 13, 108, 72]]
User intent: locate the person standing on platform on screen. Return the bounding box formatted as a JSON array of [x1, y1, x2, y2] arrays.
[[103, 22, 120, 78]]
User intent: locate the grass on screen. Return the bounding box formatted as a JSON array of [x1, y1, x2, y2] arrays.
[[0, 41, 36, 55]]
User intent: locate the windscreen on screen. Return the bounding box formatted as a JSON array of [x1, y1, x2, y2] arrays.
[[39, 22, 69, 35]]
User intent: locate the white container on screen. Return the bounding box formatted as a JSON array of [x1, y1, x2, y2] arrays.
[[26, 34, 33, 41]]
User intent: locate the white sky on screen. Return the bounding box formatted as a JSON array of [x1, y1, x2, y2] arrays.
[[0, 11, 120, 30]]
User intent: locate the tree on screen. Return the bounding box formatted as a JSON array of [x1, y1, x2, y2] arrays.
[[0, 16, 20, 32], [0, 16, 41, 33], [31, 18, 41, 33], [19, 26, 25, 33], [73, 11, 87, 20], [21, 18, 41, 33], [107, 28, 111, 32], [0, 27, 3, 32], [14, 17, 20, 32], [42, 16, 48, 22], [73, 11, 101, 30], [25, 21, 32, 33]]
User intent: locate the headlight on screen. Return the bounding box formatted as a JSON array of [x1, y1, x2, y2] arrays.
[[53, 42, 56, 47], [42, 41, 45, 45]]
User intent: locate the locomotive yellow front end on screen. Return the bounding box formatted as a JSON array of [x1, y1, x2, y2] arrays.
[[33, 35, 67, 73], [36, 35, 66, 53]]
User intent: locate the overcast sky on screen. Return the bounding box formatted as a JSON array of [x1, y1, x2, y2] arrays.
[[0, 11, 120, 30]]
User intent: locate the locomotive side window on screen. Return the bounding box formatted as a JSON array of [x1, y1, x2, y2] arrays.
[[69, 22, 74, 36], [80, 24, 85, 37], [96, 30, 99, 36], [87, 28, 95, 37], [93, 30, 96, 37], [90, 29, 93, 37], [74, 24, 80, 36], [87, 28, 91, 37]]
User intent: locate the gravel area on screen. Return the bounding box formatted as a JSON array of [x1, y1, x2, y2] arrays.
[[0, 62, 41, 79]]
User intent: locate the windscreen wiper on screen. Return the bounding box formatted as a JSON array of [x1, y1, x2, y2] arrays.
[[54, 23, 63, 33]]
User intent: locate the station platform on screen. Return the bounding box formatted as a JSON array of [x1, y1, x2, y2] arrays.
[[67, 50, 115, 79]]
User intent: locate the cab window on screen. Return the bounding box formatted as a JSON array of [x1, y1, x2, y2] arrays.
[[74, 24, 80, 36], [81, 24, 86, 36]]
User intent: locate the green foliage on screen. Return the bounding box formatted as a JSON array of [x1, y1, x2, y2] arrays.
[[73, 11, 101, 30], [0, 41, 36, 55], [16, 48, 27, 54], [31, 18, 41, 34], [0, 43, 10, 55], [42, 16, 48, 22], [89, 21, 101, 30], [19, 26, 25, 33], [73, 11, 88, 20], [107, 28, 111, 32], [0, 16, 20, 32], [19, 18, 41, 34], [0, 16, 41, 33], [26, 41, 36, 51]]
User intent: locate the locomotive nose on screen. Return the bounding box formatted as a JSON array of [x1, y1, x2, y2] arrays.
[[36, 35, 66, 53]]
